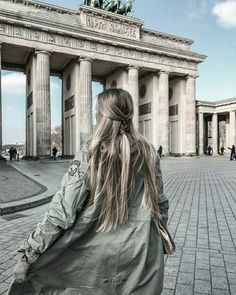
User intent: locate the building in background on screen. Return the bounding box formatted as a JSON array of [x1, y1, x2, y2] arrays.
[[197, 98, 236, 155], [0, 0, 207, 158]]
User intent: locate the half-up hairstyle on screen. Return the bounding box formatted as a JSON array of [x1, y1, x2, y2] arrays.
[[87, 88, 159, 232]]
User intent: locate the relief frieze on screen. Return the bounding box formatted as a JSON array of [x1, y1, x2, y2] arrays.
[[90, 42, 98, 51], [14, 27, 23, 37], [86, 15, 137, 38], [0, 24, 6, 32], [0, 22, 197, 71], [48, 34, 55, 43]]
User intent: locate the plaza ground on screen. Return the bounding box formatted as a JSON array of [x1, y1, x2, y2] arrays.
[[0, 157, 236, 294]]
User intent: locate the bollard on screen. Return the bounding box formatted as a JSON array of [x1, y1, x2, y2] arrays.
[[17, 153, 19, 162]]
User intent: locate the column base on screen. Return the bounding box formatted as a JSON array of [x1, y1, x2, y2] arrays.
[[169, 153, 185, 157], [61, 155, 74, 159], [184, 152, 197, 157], [21, 155, 40, 161]]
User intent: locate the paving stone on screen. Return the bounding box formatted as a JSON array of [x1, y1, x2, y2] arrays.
[[161, 289, 175, 295], [225, 262, 236, 273], [212, 276, 229, 290], [195, 269, 210, 281], [164, 266, 178, 277], [177, 272, 194, 285], [210, 257, 224, 267], [165, 257, 181, 267], [196, 252, 209, 261], [194, 279, 211, 294], [163, 276, 177, 290], [0, 282, 8, 294], [230, 284, 236, 294], [179, 263, 195, 273], [227, 273, 236, 285], [175, 283, 193, 295], [196, 259, 210, 270], [181, 254, 195, 264], [212, 289, 230, 295], [211, 266, 227, 277]]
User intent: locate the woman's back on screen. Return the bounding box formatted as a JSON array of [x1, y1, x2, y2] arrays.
[[8, 89, 169, 295]]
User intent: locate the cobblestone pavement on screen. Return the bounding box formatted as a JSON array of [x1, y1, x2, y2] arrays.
[[0, 162, 46, 203], [0, 158, 236, 294]]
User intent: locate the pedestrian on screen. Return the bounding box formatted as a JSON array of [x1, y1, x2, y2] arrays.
[[157, 144, 163, 158], [207, 145, 212, 156], [9, 147, 14, 162], [9, 89, 170, 295], [52, 146, 58, 160], [13, 147, 17, 160], [220, 146, 225, 155], [228, 145, 236, 160]]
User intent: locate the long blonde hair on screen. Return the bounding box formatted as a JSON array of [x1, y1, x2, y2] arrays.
[[88, 88, 159, 232]]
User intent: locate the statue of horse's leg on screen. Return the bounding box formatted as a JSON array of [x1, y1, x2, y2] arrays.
[[99, 0, 103, 9]]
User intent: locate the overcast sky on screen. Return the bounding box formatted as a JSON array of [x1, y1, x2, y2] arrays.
[[2, 0, 236, 144]]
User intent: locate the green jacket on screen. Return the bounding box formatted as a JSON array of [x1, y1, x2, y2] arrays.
[[8, 152, 169, 295]]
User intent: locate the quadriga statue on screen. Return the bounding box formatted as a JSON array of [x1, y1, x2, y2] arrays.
[[82, 0, 134, 16], [91, 0, 103, 9], [105, 0, 120, 12], [117, 0, 133, 15]]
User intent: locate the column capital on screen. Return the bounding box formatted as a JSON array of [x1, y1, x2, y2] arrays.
[[79, 56, 93, 62], [159, 70, 170, 75], [127, 65, 140, 71], [187, 73, 199, 79], [35, 50, 52, 56]]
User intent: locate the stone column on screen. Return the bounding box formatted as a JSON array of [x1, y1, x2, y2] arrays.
[[229, 110, 236, 146], [198, 112, 204, 155], [77, 57, 92, 159], [185, 75, 197, 155], [152, 73, 159, 149], [35, 50, 51, 157], [158, 70, 169, 155], [225, 116, 230, 152], [128, 65, 139, 129], [0, 44, 2, 158], [212, 113, 218, 155]]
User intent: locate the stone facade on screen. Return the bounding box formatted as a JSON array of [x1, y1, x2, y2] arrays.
[[196, 98, 236, 155], [0, 0, 206, 157]]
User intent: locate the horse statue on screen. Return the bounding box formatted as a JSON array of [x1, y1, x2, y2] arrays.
[[83, 0, 91, 5], [105, 0, 120, 13], [91, 0, 103, 9], [117, 0, 133, 15]]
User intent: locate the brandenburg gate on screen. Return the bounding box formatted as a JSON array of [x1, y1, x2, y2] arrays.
[[0, 0, 205, 158]]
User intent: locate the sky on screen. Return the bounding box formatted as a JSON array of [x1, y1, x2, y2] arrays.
[[2, 0, 236, 144]]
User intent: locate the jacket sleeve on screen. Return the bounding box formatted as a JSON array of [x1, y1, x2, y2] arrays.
[[19, 160, 90, 263], [155, 154, 169, 226]]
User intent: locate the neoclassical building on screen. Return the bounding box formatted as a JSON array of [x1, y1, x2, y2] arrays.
[[0, 0, 206, 158], [197, 98, 236, 155]]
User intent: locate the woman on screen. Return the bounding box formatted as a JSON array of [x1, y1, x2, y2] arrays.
[[8, 88, 169, 295]]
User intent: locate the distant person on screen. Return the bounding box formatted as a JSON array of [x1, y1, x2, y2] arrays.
[[52, 146, 58, 160], [157, 145, 163, 158], [207, 145, 212, 156], [13, 147, 17, 160], [9, 147, 14, 162], [220, 146, 225, 155], [228, 145, 235, 160]]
